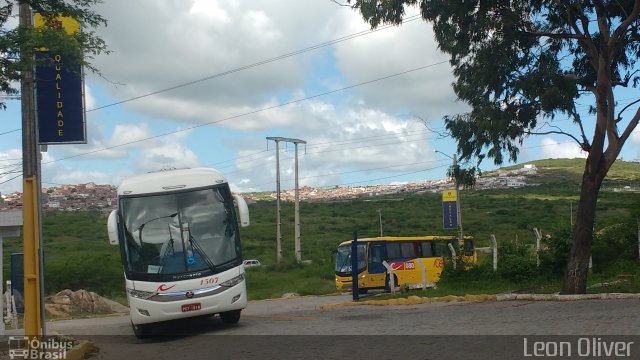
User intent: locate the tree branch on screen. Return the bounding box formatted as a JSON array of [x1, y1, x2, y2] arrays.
[[569, 106, 591, 150], [605, 106, 640, 168], [617, 98, 640, 123], [618, 106, 640, 144], [605, 86, 618, 150], [593, 0, 612, 44], [329, 0, 351, 7], [611, 0, 640, 43], [562, 1, 600, 70], [526, 129, 585, 150], [524, 31, 583, 40], [415, 116, 450, 139]]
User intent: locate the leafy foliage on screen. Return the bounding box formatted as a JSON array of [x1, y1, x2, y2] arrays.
[[345, 0, 640, 293], [0, 0, 108, 110]]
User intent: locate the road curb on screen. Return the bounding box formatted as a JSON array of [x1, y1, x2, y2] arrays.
[[496, 292, 640, 301], [319, 292, 640, 309], [319, 294, 496, 309]]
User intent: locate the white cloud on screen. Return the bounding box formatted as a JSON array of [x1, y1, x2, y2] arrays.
[[134, 134, 201, 173], [227, 102, 437, 192], [0, 149, 24, 195], [540, 137, 588, 159]]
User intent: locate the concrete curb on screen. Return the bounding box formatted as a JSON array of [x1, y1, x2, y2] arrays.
[[319, 293, 640, 309], [496, 292, 640, 301], [319, 294, 497, 309]]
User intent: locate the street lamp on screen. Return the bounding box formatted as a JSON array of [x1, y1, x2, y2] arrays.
[[433, 149, 464, 243]]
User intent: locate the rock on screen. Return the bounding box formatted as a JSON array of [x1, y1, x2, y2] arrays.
[[46, 289, 129, 317], [281, 292, 299, 298]]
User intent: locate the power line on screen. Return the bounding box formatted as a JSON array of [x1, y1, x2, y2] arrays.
[[213, 131, 435, 171], [0, 15, 423, 136], [86, 15, 423, 113], [41, 61, 448, 166], [0, 173, 21, 185]]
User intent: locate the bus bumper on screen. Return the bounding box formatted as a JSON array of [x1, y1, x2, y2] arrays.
[[128, 281, 247, 325]]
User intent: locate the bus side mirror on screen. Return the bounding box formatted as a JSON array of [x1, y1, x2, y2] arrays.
[[234, 194, 250, 227], [107, 210, 120, 245]]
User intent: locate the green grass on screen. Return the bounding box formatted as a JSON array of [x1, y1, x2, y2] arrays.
[[244, 263, 337, 300], [2, 159, 640, 301]]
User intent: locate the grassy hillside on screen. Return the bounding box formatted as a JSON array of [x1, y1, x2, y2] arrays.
[[2, 159, 639, 301]]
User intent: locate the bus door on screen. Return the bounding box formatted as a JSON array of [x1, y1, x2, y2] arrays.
[[366, 242, 386, 288]]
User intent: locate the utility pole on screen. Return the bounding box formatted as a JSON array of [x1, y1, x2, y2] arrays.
[[266, 137, 306, 264], [19, 2, 43, 338], [434, 150, 464, 245], [377, 209, 383, 237], [267, 138, 283, 264], [453, 153, 464, 243], [293, 139, 306, 264]]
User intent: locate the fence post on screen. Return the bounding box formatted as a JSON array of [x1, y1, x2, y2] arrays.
[[533, 228, 542, 267], [490, 235, 498, 272], [447, 243, 457, 270], [415, 259, 428, 290], [382, 261, 396, 295], [351, 231, 359, 301]]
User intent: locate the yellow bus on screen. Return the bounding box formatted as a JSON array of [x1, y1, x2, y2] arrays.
[[334, 236, 476, 293]]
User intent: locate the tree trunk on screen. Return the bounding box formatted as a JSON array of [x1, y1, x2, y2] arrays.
[[560, 157, 607, 294]]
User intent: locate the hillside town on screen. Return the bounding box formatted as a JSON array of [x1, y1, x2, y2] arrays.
[[0, 165, 543, 212]]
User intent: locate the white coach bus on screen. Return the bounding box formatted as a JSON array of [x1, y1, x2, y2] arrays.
[[106, 168, 250, 338]]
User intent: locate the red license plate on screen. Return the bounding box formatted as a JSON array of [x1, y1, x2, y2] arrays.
[[181, 303, 201, 312]]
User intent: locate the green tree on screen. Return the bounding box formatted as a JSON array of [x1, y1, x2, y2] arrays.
[[346, 0, 640, 293], [0, 0, 108, 110]]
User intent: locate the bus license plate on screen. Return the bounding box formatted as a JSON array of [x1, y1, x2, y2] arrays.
[[181, 303, 201, 312]]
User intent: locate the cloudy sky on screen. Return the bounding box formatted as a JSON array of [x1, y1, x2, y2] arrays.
[[1, 0, 638, 195]]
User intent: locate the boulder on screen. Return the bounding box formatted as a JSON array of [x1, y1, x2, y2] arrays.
[[46, 289, 129, 317]]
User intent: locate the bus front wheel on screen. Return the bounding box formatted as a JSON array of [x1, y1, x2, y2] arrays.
[[220, 309, 241, 324], [131, 322, 152, 339]]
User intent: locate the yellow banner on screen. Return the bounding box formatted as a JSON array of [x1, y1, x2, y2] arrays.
[[34, 14, 80, 34], [442, 189, 458, 202]]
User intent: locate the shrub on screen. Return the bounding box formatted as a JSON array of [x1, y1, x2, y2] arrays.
[[538, 227, 572, 279], [497, 242, 537, 283]]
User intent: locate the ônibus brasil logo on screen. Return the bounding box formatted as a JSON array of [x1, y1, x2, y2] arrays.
[[8, 336, 73, 360]]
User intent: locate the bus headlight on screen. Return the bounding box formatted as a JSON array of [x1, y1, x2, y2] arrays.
[[127, 289, 156, 300], [220, 274, 245, 288]]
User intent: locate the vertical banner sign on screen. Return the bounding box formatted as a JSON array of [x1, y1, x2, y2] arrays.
[[442, 189, 458, 230], [35, 14, 87, 144]]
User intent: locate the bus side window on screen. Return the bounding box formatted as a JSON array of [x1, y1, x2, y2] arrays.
[[368, 244, 383, 265], [420, 241, 434, 257], [386, 243, 401, 260], [433, 241, 444, 257], [400, 242, 417, 258], [464, 239, 475, 256], [357, 245, 367, 271]]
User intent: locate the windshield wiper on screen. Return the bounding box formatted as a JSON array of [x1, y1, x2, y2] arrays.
[[187, 233, 218, 273], [157, 223, 176, 274], [137, 213, 178, 243]]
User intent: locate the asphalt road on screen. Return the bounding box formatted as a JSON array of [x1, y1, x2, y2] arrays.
[[3, 294, 640, 359]]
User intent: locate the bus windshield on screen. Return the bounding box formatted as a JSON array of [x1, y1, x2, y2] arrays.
[[120, 185, 241, 279], [335, 243, 366, 276]]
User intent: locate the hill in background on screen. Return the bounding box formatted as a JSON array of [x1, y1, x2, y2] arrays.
[[1, 158, 639, 301]]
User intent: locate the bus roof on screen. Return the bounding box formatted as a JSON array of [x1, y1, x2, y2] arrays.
[[337, 235, 474, 247], [117, 167, 228, 196]]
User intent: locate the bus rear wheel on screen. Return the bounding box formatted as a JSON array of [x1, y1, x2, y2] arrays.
[[220, 309, 241, 324]]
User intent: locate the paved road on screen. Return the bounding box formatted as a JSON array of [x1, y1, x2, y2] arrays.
[[3, 295, 640, 359]]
